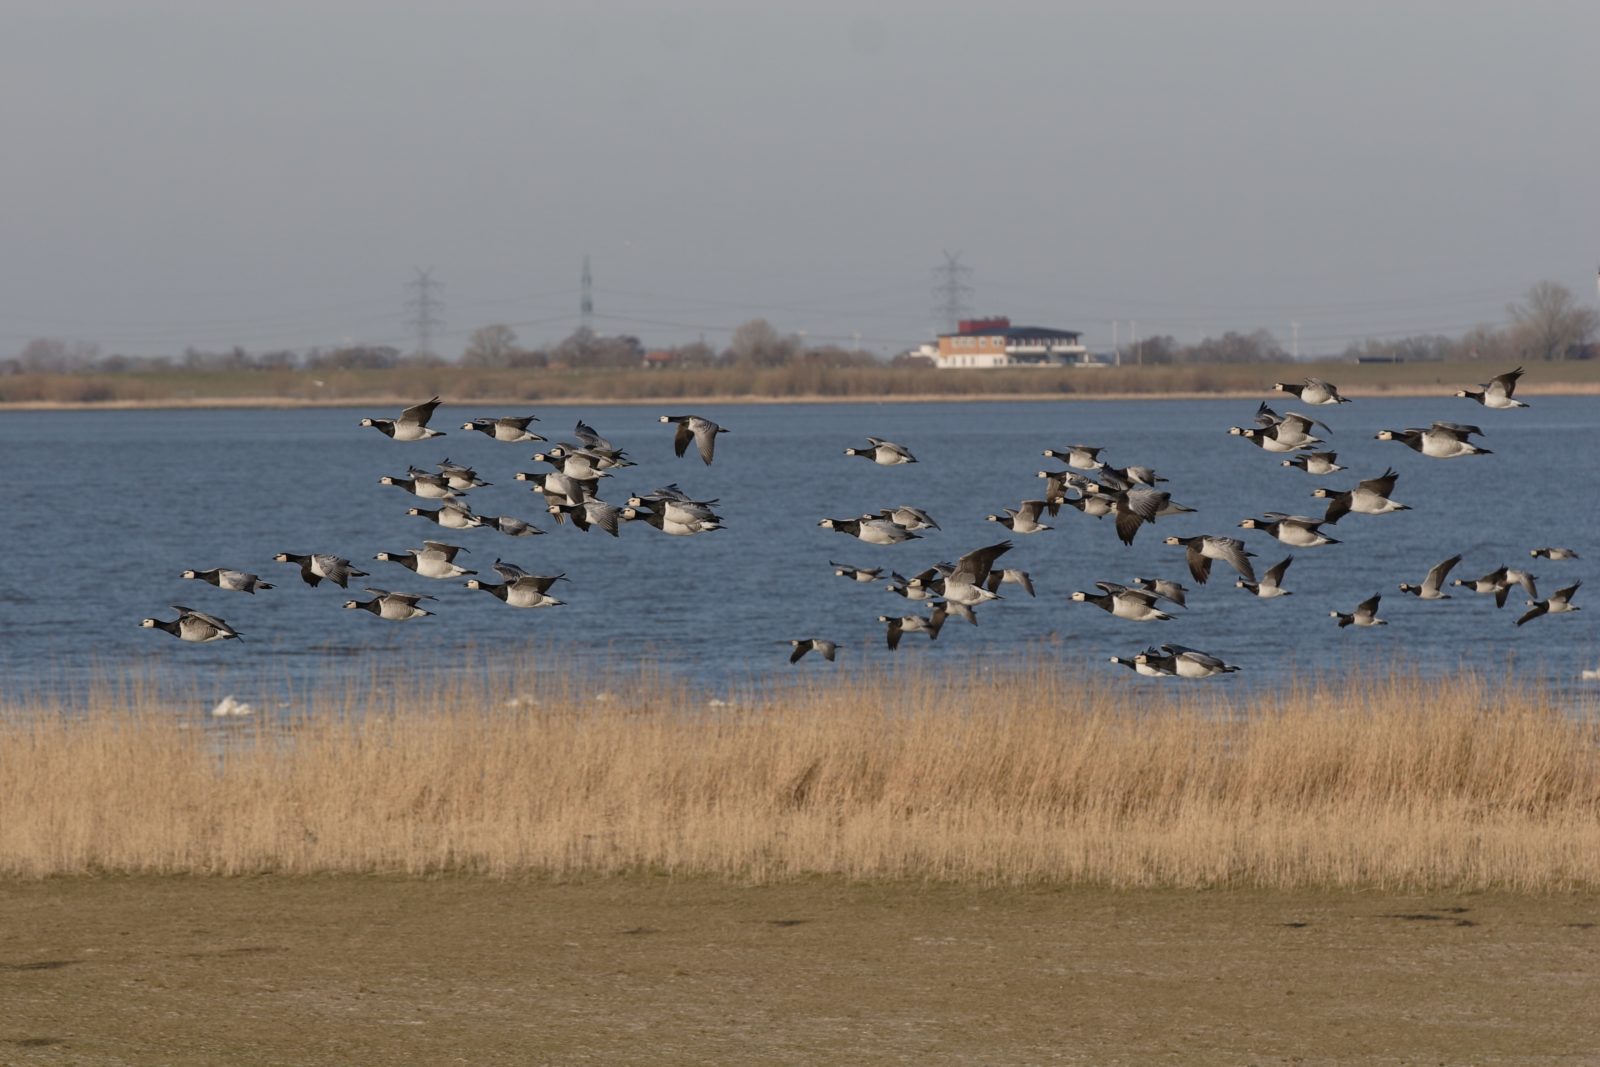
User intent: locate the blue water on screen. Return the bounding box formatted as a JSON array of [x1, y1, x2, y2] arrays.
[[1, 397, 1595, 708]]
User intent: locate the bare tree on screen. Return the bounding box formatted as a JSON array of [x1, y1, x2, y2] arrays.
[[462, 324, 521, 368], [1182, 329, 1285, 364], [1508, 281, 1600, 360], [17, 337, 100, 372], [727, 319, 800, 367]]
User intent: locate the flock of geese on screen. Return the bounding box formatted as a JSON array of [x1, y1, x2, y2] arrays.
[[142, 366, 1583, 677]]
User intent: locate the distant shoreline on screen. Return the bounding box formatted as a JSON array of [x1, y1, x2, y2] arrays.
[[5, 382, 1598, 411]]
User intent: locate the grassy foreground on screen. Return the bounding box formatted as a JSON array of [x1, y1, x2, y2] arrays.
[[3, 665, 1598, 889], [2, 876, 1597, 1065]]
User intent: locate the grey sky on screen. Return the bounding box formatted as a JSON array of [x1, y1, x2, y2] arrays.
[[3, 0, 1596, 358]]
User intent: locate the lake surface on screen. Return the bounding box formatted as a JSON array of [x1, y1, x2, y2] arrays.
[[2, 396, 1595, 710]]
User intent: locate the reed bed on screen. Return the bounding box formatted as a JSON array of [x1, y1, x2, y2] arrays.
[[7, 358, 1600, 406], [2, 662, 1597, 889]]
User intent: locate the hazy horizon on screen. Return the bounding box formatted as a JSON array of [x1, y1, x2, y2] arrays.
[[3, 0, 1597, 359]]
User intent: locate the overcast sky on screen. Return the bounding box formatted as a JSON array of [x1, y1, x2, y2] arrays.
[[3, 0, 1597, 358]]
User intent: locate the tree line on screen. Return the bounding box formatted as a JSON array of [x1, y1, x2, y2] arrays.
[[6, 279, 1595, 376]]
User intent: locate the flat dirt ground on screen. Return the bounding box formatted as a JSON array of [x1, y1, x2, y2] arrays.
[[1, 877, 1595, 1065]]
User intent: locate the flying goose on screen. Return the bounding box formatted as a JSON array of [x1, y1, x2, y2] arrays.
[[1331, 594, 1386, 628], [1398, 554, 1463, 600], [381, 471, 457, 500], [483, 515, 542, 537], [1093, 464, 1166, 488], [180, 568, 274, 594], [1452, 565, 1516, 608], [878, 604, 947, 649], [1503, 568, 1539, 601], [1238, 513, 1341, 548], [659, 414, 730, 465], [845, 437, 917, 465], [465, 571, 567, 608], [1375, 422, 1491, 458], [1236, 556, 1294, 598], [273, 552, 369, 589], [832, 562, 885, 583], [1531, 547, 1579, 560], [1037, 470, 1097, 514], [627, 493, 723, 527], [1516, 581, 1581, 627], [1230, 409, 1329, 453], [548, 499, 623, 537], [462, 415, 545, 442], [360, 397, 444, 441], [434, 459, 492, 491], [1108, 649, 1175, 677], [915, 541, 1012, 607], [1059, 493, 1116, 519], [1457, 367, 1527, 409], [530, 448, 613, 483], [1230, 425, 1312, 453], [140, 606, 242, 643], [886, 568, 941, 601], [343, 588, 437, 621], [1041, 444, 1105, 470], [620, 505, 722, 536], [1281, 452, 1345, 475], [1273, 377, 1350, 405], [519, 470, 599, 506], [985, 499, 1053, 534], [408, 503, 489, 530], [817, 517, 920, 545], [550, 439, 635, 471], [1085, 484, 1195, 546], [1164, 535, 1256, 585], [1131, 576, 1188, 607], [1312, 468, 1409, 522], [1140, 644, 1242, 678], [986, 568, 1036, 598], [878, 505, 939, 531], [789, 638, 838, 664], [572, 419, 619, 452], [375, 540, 476, 580], [1070, 581, 1175, 622]]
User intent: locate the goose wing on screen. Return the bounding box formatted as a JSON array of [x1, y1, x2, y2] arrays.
[[671, 419, 694, 459], [493, 559, 531, 580], [1485, 366, 1523, 398], [174, 606, 234, 632], [949, 541, 1012, 585], [573, 420, 614, 451], [1422, 554, 1463, 595], [399, 396, 442, 426], [691, 420, 719, 464], [1359, 468, 1401, 497]]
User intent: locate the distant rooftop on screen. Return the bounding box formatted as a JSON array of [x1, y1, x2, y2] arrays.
[[942, 317, 1081, 341]]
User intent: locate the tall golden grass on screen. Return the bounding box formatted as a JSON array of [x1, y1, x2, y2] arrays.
[[6, 358, 1600, 405], [2, 662, 1597, 888]]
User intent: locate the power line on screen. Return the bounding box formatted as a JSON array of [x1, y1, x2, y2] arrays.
[[403, 267, 445, 358]]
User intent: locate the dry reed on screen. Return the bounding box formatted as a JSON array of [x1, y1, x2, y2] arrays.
[[7, 358, 1600, 406], [2, 662, 1597, 889]]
